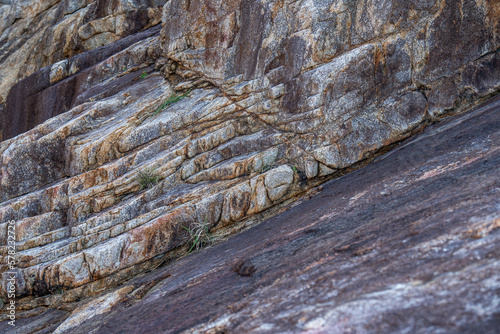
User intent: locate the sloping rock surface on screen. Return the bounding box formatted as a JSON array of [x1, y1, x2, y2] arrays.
[[0, 0, 165, 106], [0, 0, 499, 329], [5, 86, 499, 334]]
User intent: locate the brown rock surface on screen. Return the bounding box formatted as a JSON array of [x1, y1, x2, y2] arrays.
[[0, 0, 499, 331], [4, 87, 499, 334], [0, 0, 166, 139]]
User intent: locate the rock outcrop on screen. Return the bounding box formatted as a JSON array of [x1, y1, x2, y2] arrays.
[[0, 0, 499, 330], [0, 0, 165, 139], [4, 84, 500, 334]]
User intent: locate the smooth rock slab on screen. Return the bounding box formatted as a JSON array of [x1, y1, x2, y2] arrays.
[[26, 93, 499, 334]]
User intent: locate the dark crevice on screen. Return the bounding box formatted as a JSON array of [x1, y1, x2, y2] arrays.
[[473, 46, 500, 62]]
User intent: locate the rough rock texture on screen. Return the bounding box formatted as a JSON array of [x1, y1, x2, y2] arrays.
[[0, 0, 499, 323], [0, 0, 166, 139], [3, 86, 500, 334]]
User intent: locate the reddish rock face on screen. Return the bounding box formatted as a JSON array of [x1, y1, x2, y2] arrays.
[[0, 1, 498, 331]]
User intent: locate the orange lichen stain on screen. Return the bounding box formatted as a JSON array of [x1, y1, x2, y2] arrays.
[[464, 217, 500, 239], [271, 0, 285, 20]]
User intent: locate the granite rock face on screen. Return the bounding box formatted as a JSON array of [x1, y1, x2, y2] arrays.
[[0, 0, 166, 139], [4, 83, 500, 334], [0, 0, 499, 323]]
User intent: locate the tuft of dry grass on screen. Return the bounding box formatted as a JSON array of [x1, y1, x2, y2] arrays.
[[181, 219, 215, 254], [137, 167, 159, 190], [151, 90, 191, 117]]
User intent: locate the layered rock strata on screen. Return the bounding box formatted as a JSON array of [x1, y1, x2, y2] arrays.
[[4, 85, 500, 334], [0, 0, 166, 139], [0, 0, 499, 314]]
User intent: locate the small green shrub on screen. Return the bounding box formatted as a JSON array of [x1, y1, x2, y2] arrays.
[[137, 167, 160, 190], [181, 219, 214, 254], [152, 90, 191, 117], [140, 70, 148, 79]]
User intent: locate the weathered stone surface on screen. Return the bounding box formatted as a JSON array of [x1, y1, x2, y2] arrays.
[[2, 24, 162, 141], [5, 89, 499, 334], [0, 0, 166, 139], [0, 0, 498, 328]]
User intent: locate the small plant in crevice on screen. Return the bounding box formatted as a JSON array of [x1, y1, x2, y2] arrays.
[[257, 153, 279, 174], [48, 286, 64, 295], [290, 164, 308, 185], [181, 219, 214, 255], [151, 90, 191, 117], [137, 167, 160, 190], [140, 70, 148, 79], [259, 162, 275, 174]]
